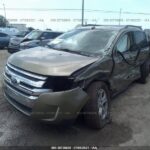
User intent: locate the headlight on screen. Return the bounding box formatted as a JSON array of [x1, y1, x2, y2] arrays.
[[20, 43, 25, 47], [20, 43, 35, 50], [44, 77, 75, 92]]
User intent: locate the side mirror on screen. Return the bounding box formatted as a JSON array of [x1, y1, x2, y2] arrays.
[[115, 46, 121, 54], [116, 49, 122, 55], [115, 46, 127, 54]]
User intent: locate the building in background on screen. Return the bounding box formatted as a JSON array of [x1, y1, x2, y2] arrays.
[[0, 27, 19, 35], [9, 23, 27, 31], [1, 8, 150, 30]]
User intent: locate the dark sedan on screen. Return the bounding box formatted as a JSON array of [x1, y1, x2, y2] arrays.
[[7, 31, 30, 53], [0, 32, 10, 49], [8, 30, 63, 53]]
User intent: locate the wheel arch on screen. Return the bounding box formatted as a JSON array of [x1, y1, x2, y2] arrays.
[[83, 78, 112, 96]]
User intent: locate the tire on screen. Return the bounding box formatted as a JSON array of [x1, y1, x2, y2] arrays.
[[0, 47, 4, 50], [7, 48, 18, 54], [84, 81, 111, 129], [7, 49, 14, 54], [138, 61, 149, 84]]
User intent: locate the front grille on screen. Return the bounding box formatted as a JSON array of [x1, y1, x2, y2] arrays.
[[11, 43, 19, 46], [9, 42, 20, 48], [3, 63, 51, 111]]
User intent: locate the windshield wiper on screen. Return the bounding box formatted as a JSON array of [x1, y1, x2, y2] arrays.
[[55, 48, 91, 57], [47, 44, 92, 57]]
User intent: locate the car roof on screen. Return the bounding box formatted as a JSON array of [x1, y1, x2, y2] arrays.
[[32, 29, 63, 33], [43, 31, 63, 33], [43, 30, 64, 33], [34, 30, 63, 33]]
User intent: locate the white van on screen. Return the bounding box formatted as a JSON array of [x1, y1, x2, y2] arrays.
[[0, 27, 19, 36]]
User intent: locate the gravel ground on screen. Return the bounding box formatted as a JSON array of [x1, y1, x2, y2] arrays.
[[0, 50, 150, 147]]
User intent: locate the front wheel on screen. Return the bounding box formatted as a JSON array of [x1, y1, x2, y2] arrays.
[[0, 46, 4, 50], [83, 81, 111, 129]]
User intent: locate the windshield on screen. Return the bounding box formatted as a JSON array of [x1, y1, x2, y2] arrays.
[[48, 28, 118, 56], [24, 30, 42, 40], [15, 31, 27, 37]]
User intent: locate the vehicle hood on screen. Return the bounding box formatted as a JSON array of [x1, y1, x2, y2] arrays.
[[21, 38, 38, 43], [20, 40, 40, 46], [8, 47, 99, 76], [10, 37, 23, 45], [20, 40, 40, 49]]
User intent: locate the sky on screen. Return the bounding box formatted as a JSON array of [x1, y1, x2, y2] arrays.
[[0, 0, 150, 30], [1, 0, 150, 11]]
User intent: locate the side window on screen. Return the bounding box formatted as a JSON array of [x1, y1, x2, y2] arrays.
[[42, 32, 53, 39], [42, 32, 62, 39], [133, 31, 148, 48], [116, 34, 131, 53], [52, 33, 61, 38]]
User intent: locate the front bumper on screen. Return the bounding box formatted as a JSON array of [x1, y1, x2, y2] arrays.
[[3, 80, 88, 122], [8, 45, 20, 53], [0, 41, 8, 48]]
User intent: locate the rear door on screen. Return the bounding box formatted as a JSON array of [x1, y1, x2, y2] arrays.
[[40, 32, 52, 46], [132, 31, 149, 65], [40, 32, 61, 46]]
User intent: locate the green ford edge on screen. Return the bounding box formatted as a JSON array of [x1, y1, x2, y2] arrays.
[[2, 25, 150, 129]]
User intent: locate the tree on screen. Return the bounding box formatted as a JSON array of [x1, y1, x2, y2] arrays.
[[0, 15, 9, 27], [27, 27, 35, 32]]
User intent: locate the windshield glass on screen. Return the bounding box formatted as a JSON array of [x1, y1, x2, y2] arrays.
[[15, 31, 27, 37], [48, 28, 118, 56], [24, 30, 42, 40]]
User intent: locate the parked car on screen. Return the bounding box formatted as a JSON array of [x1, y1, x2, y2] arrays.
[[0, 32, 10, 49], [3, 25, 150, 129], [8, 30, 63, 53], [8, 30, 31, 53]]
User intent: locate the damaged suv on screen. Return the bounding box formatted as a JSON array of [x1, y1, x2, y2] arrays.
[[3, 25, 150, 129]]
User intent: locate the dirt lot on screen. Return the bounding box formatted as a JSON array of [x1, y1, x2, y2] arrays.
[[0, 50, 150, 147]]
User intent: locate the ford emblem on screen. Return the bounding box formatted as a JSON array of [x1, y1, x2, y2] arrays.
[[11, 76, 20, 86]]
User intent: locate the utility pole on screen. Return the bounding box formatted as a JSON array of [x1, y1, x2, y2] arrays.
[[3, 3, 6, 19], [3, 3, 7, 27], [81, 0, 84, 26], [119, 8, 122, 25]]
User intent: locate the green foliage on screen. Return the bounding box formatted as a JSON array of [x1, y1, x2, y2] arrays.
[[0, 15, 9, 27]]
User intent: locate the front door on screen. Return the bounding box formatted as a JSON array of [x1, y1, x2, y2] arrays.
[[110, 32, 139, 92]]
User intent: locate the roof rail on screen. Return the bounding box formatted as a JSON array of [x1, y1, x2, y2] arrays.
[[83, 24, 142, 29], [75, 24, 102, 29], [124, 25, 142, 29], [78, 24, 142, 30]]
